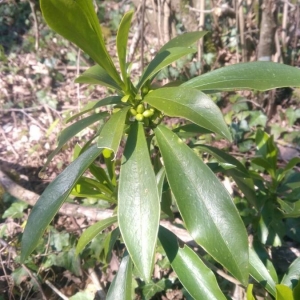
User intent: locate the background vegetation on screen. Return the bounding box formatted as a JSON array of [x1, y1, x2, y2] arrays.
[[0, 0, 300, 299]]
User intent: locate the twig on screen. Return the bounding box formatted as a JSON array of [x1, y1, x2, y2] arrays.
[[185, 4, 213, 14], [87, 268, 106, 300], [0, 238, 47, 300], [45, 280, 68, 300], [76, 49, 81, 111], [0, 169, 194, 244], [22, 264, 48, 300], [0, 126, 19, 159], [141, 0, 146, 73], [28, 0, 39, 50]]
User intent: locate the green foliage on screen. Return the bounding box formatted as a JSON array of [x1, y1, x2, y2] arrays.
[[20, 1, 300, 298]]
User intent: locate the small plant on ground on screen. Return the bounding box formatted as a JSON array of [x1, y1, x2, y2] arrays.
[[20, 0, 300, 298]]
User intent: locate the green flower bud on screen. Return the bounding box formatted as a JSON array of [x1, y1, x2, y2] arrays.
[[121, 94, 130, 103], [136, 104, 145, 114], [103, 148, 113, 158], [135, 113, 144, 121], [142, 85, 149, 95], [135, 94, 142, 101], [143, 109, 154, 118], [130, 108, 137, 116]]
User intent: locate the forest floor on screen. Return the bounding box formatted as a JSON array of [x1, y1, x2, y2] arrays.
[[1, 1, 300, 299]]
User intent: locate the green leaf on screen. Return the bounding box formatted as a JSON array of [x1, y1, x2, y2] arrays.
[[75, 65, 122, 90], [40, 0, 123, 87], [154, 125, 249, 285], [97, 107, 129, 158], [278, 199, 300, 218], [137, 47, 197, 90], [56, 248, 82, 276], [252, 241, 278, 284], [106, 254, 132, 300], [156, 167, 165, 202], [293, 281, 300, 300], [246, 284, 256, 300], [141, 279, 171, 300], [66, 96, 122, 123], [159, 226, 227, 300], [50, 230, 69, 252], [276, 284, 294, 300], [117, 11, 134, 88], [145, 87, 232, 141], [159, 31, 207, 52], [118, 122, 160, 281], [69, 291, 94, 300], [249, 246, 276, 296], [281, 256, 300, 288], [76, 216, 117, 255], [41, 112, 107, 173], [2, 201, 28, 219], [182, 62, 300, 91], [283, 158, 300, 174], [21, 144, 103, 262], [194, 144, 258, 207]]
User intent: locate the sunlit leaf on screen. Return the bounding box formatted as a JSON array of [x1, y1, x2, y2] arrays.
[[249, 246, 276, 296], [66, 96, 122, 123], [41, 112, 107, 173], [40, 0, 123, 86], [159, 226, 227, 300], [281, 256, 300, 289], [76, 216, 117, 255], [106, 255, 132, 300], [137, 47, 196, 90], [75, 65, 121, 90], [97, 107, 130, 158], [21, 144, 103, 261], [118, 122, 160, 281], [145, 87, 232, 141], [154, 125, 249, 285], [183, 62, 300, 91], [117, 11, 134, 88]]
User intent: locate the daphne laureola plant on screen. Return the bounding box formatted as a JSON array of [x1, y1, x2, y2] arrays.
[[21, 0, 300, 299]]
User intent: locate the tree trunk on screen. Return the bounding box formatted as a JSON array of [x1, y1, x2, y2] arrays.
[[257, 0, 277, 61]]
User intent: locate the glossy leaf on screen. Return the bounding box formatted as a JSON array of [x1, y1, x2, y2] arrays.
[[156, 167, 166, 202], [159, 226, 227, 300], [66, 96, 122, 123], [137, 47, 196, 90], [252, 241, 278, 284], [182, 62, 300, 91], [41, 112, 107, 173], [281, 256, 300, 288], [154, 125, 248, 285], [40, 0, 123, 86], [145, 87, 232, 141], [118, 122, 160, 281], [193, 144, 258, 207], [106, 254, 133, 300], [276, 284, 294, 300], [97, 107, 130, 158], [159, 31, 207, 52], [117, 11, 134, 87], [21, 144, 103, 262], [76, 216, 117, 255], [249, 246, 276, 296], [75, 65, 121, 90]]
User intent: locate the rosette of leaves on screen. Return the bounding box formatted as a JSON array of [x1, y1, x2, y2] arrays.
[[21, 1, 300, 298]]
